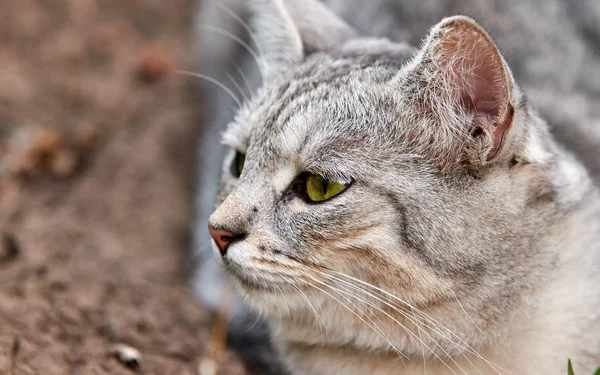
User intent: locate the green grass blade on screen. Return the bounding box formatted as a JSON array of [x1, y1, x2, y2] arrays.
[[568, 359, 575, 375]]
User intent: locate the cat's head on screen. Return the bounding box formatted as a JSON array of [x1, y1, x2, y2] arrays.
[[208, 0, 569, 356]]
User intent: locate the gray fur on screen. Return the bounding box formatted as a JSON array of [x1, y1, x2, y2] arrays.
[[193, 0, 600, 373]]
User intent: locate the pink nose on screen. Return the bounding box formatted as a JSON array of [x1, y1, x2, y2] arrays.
[[208, 225, 245, 256]]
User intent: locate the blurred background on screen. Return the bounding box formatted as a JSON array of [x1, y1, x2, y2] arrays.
[[0, 0, 245, 373], [1, 0, 599, 374]]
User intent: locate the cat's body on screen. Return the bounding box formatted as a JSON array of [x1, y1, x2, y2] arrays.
[[193, 1, 600, 374]]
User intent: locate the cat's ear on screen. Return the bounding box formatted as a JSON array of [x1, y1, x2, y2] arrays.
[[251, 0, 356, 77], [411, 16, 516, 162]]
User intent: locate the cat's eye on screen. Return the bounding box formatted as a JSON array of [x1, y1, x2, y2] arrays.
[[232, 151, 245, 177], [304, 173, 349, 202]]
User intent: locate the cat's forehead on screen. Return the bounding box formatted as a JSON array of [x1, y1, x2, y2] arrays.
[[223, 55, 407, 153]]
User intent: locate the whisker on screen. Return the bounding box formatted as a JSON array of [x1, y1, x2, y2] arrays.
[[451, 289, 486, 337], [175, 70, 243, 108], [413, 305, 428, 375], [325, 276, 463, 375], [240, 313, 263, 335], [274, 281, 291, 318], [281, 275, 329, 340], [326, 274, 485, 375], [218, 3, 265, 58], [197, 24, 266, 83], [225, 71, 250, 103], [298, 272, 409, 362], [327, 271, 508, 375], [233, 63, 255, 100]]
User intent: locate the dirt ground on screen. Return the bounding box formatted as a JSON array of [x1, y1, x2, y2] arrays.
[[0, 1, 245, 374]]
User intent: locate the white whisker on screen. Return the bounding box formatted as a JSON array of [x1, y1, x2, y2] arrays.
[[218, 3, 266, 58], [281, 275, 329, 340], [233, 63, 255, 100], [226, 71, 250, 103], [176, 70, 243, 108], [298, 272, 409, 362], [240, 313, 263, 335], [327, 270, 509, 375], [324, 276, 464, 375], [326, 274, 467, 361], [451, 289, 486, 337], [197, 24, 266, 83]]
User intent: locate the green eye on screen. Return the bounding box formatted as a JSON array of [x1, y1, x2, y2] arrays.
[[305, 173, 349, 202], [234, 151, 245, 177]]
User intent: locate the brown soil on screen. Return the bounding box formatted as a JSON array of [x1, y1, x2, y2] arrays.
[[0, 1, 244, 374]]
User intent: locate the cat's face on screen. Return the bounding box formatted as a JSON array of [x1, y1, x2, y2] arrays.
[[209, 0, 560, 356]]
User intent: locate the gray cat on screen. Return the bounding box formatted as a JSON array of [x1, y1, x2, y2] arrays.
[[193, 0, 600, 373]]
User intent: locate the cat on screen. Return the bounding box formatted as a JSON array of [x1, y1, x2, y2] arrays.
[[193, 0, 600, 374]]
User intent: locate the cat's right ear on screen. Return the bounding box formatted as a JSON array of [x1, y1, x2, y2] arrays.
[[251, 0, 356, 78]]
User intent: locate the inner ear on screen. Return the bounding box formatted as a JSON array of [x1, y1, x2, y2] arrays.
[[442, 32, 508, 118], [425, 16, 515, 160]]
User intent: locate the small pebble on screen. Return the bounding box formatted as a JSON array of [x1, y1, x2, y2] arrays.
[[110, 344, 142, 370]]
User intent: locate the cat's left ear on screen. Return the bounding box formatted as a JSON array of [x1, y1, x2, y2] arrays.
[[251, 0, 357, 77], [411, 16, 517, 162]]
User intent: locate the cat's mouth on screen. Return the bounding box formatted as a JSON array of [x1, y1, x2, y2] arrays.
[[216, 240, 317, 294], [223, 256, 296, 293]]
